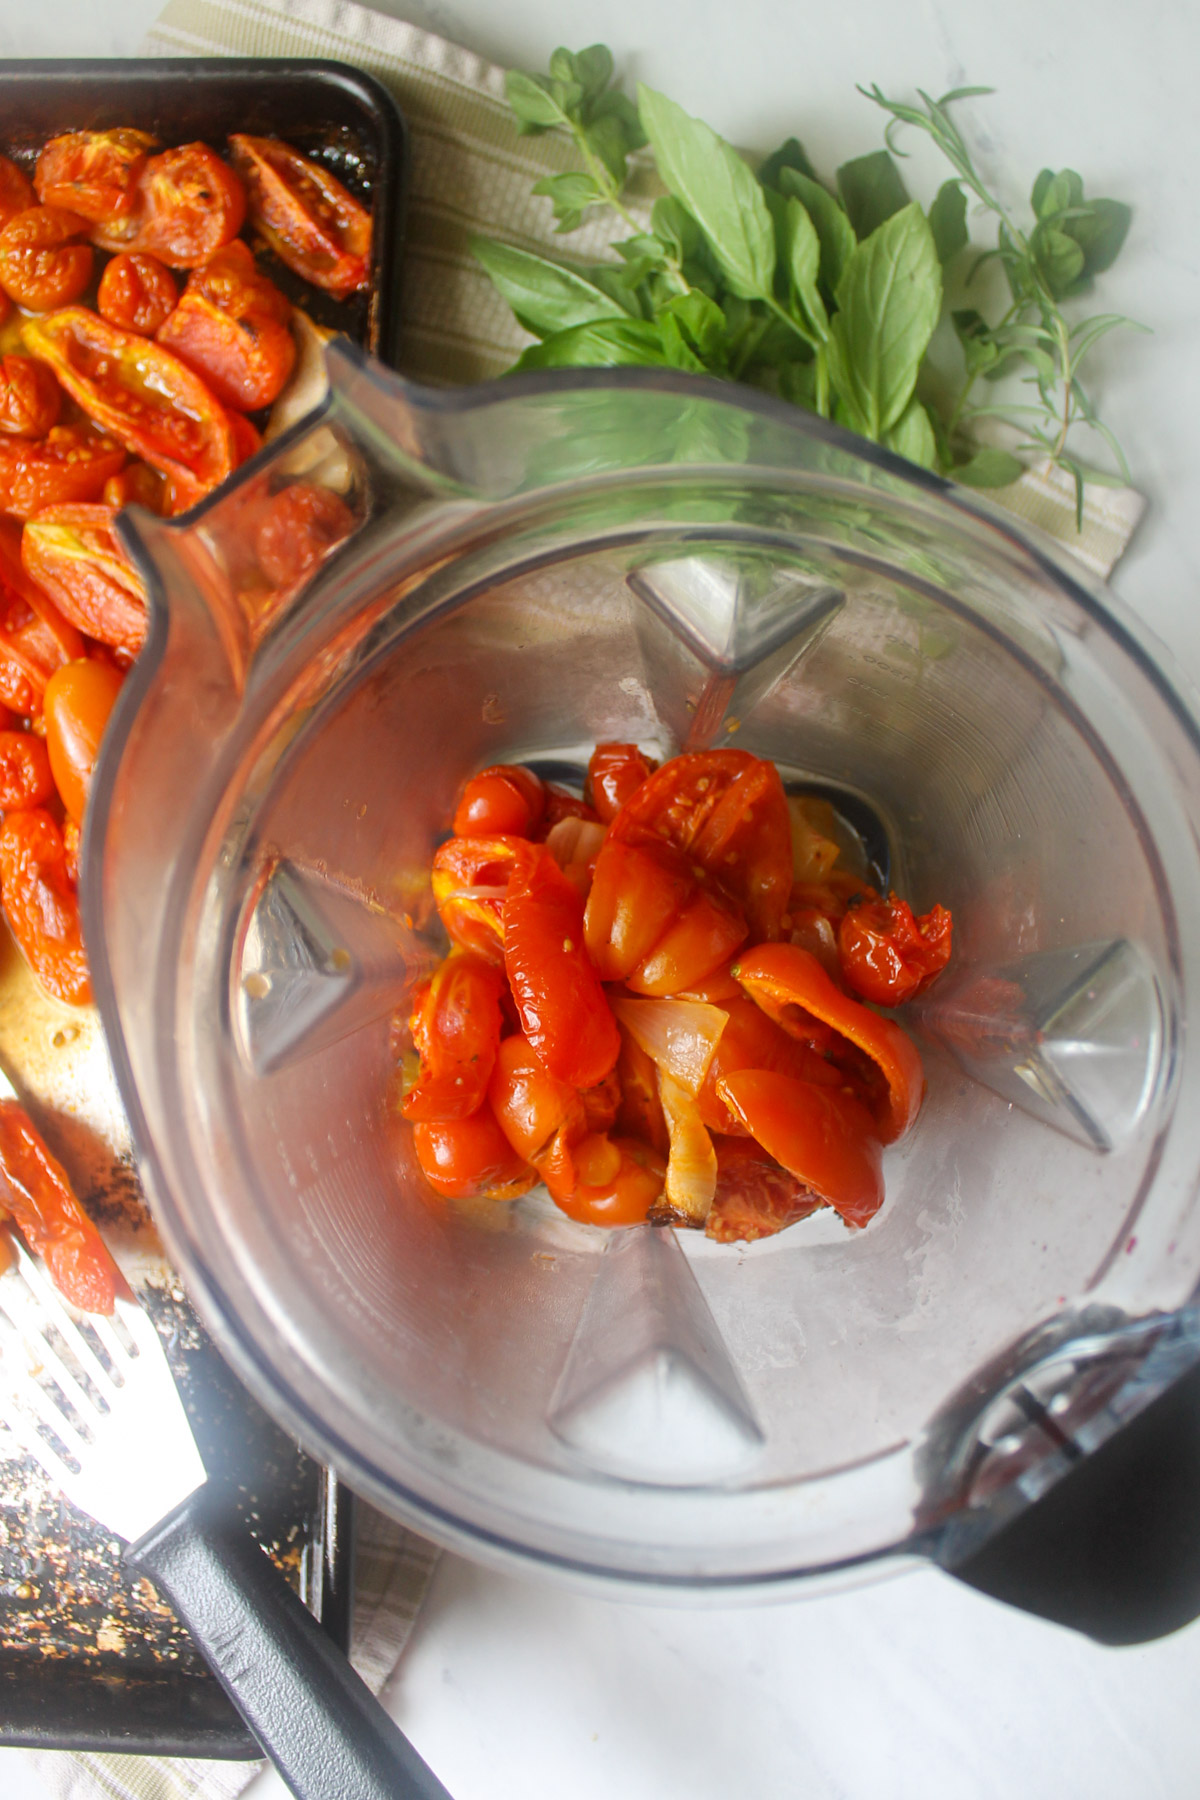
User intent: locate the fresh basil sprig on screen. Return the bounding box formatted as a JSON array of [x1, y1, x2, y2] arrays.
[[475, 49, 1142, 513]]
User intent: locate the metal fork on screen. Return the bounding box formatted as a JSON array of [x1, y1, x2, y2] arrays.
[[0, 1161, 450, 1800]]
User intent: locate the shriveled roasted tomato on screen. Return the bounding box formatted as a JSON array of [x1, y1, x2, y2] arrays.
[[0, 809, 90, 1005], [0, 155, 36, 231], [0, 425, 126, 520], [229, 134, 371, 300], [504, 849, 620, 1089], [838, 893, 953, 1007], [41, 658, 124, 826], [0, 206, 93, 311], [0, 1099, 121, 1313], [431, 833, 544, 960], [488, 1032, 585, 1194], [717, 1068, 885, 1229], [21, 504, 147, 658], [0, 518, 84, 714], [585, 741, 655, 823], [35, 130, 157, 221], [254, 482, 355, 588], [0, 728, 52, 809], [453, 764, 547, 839], [411, 1107, 534, 1201], [93, 143, 246, 268], [102, 459, 169, 514], [157, 238, 295, 411], [696, 994, 841, 1136], [706, 1137, 825, 1244], [22, 308, 236, 507], [402, 952, 507, 1122], [97, 251, 178, 335], [0, 354, 60, 438]]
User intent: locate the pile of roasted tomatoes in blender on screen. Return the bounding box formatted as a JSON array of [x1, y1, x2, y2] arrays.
[[402, 743, 953, 1245], [0, 125, 371, 1312]]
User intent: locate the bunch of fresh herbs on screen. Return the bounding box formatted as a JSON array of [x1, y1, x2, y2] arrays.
[[473, 47, 1143, 518]]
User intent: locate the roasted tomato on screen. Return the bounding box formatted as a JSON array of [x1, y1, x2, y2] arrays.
[[488, 1032, 585, 1194], [226, 409, 263, 469], [411, 1107, 535, 1201], [41, 657, 125, 825], [0, 354, 61, 439], [401, 952, 507, 1122], [716, 1068, 885, 1229], [584, 835, 746, 995], [838, 892, 953, 1006], [254, 482, 355, 589], [430, 833, 544, 960], [97, 251, 178, 335], [0, 518, 84, 714], [0, 155, 36, 230], [0, 728, 53, 809], [21, 504, 148, 658], [0, 1099, 121, 1313], [22, 308, 236, 507], [549, 1134, 664, 1227], [0, 206, 93, 311], [696, 994, 841, 1136], [156, 238, 295, 411], [34, 129, 157, 222], [0, 425, 126, 520], [706, 1137, 825, 1244], [0, 808, 90, 1006], [229, 134, 371, 299], [93, 143, 246, 268], [102, 459, 169, 514], [452, 764, 547, 839], [585, 742, 655, 823], [503, 849, 620, 1089]]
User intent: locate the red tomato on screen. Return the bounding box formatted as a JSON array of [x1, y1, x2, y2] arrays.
[[838, 893, 953, 1006], [229, 134, 371, 300], [716, 1068, 885, 1229], [402, 952, 507, 1122], [0, 155, 36, 230], [0, 354, 61, 439], [705, 1136, 825, 1244], [732, 942, 925, 1143], [585, 742, 655, 823], [97, 251, 178, 335], [488, 1032, 585, 1189], [157, 238, 295, 411], [549, 1134, 664, 1227], [93, 144, 246, 268], [583, 836, 746, 994], [102, 460, 169, 515], [452, 764, 547, 839], [254, 483, 356, 588], [0, 517, 85, 714], [411, 1107, 534, 1200], [0, 728, 53, 809], [0, 206, 93, 311], [696, 995, 842, 1136], [0, 808, 91, 1006], [35, 129, 157, 221], [0, 1099, 120, 1313], [41, 658, 125, 823], [430, 833, 544, 960], [0, 426, 126, 520], [226, 409, 263, 469], [22, 308, 237, 507], [21, 505, 148, 659], [503, 850, 620, 1089]]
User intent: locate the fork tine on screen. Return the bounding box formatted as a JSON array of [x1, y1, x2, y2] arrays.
[[0, 1245, 118, 1399], [0, 1317, 93, 1455], [0, 1392, 80, 1484], [0, 1300, 109, 1423]]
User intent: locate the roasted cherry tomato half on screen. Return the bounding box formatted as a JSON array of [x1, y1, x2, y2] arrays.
[[716, 1068, 885, 1230], [452, 764, 547, 839], [0, 206, 93, 312], [430, 833, 544, 960], [42, 658, 125, 826], [838, 892, 953, 1007], [0, 808, 91, 1006], [585, 742, 655, 824], [97, 251, 178, 336], [229, 134, 371, 299], [411, 1107, 535, 1201], [254, 482, 356, 589], [584, 835, 746, 995], [102, 459, 170, 515], [21, 504, 148, 659], [696, 994, 841, 1137], [0, 354, 61, 439], [488, 1032, 586, 1191], [34, 129, 157, 222], [402, 952, 508, 1122], [706, 1136, 825, 1244], [548, 1133, 664, 1228], [157, 238, 295, 411], [0, 728, 53, 810], [0, 517, 84, 714], [93, 143, 246, 268], [23, 307, 236, 507], [0, 1099, 121, 1313], [0, 155, 36, 231], [0, 425, 126, 520], [503, 849, 620, 1090]]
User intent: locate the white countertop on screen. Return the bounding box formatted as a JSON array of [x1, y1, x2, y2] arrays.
[[3, 2, 1200, 1797]]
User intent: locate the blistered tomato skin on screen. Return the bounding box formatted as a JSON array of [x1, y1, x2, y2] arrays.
[[0, 1099, 120, 1313], [0, 808, 91, 1006], [0, 355, 61, 439], [254, 483, 356, 588], [453, 765, 547, 839], [93, 144, 246, 268], [838, 894, 953, 1006], [0, 427, 126, 520], [229, 134, 371, 299], [34, 129, 157, 222], [0, 156, 36, 231], [503, 851, 621, 1090], [0, 206, 93, 312], [411, 1109, 534, 1200], [586, 742, 655, 823], [157, 238, 295, 411], [22, 506, 147, 658], [97, 252, 178, 336], [0, 729, 53, 809]]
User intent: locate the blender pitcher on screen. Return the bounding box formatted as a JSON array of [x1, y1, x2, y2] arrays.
[[83, 342, 1200, 1634]]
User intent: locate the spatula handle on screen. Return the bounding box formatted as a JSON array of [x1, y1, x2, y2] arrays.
[[129, 1490, 452, 1800]]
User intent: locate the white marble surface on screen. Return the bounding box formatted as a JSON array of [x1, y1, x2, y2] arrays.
[[3, 2, 1200, 1797]]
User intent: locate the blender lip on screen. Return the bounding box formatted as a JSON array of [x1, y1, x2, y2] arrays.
[[79, 352, 1200, 1587]]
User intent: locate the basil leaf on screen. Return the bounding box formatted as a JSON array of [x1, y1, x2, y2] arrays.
[[658, 288, 728, 363], [953, 446, 1026, 488], [470, 239, 630, 337], [637, 83, 777, 300], [929, 180, 968, 265], [658, 313, 708, 372], [883, 398, 939, 470], [836, 150, 909, 240], [757, 137, 818, 191], [1063, 198, 1132, 275], [782, 195, 821, 297], [505, 70, 568, 133], [651, 196, 702, 265], [952, 309, 1001, 378], [531, 170, 605, 232], [778, 168, 855, 292], [513, 318, 671, 369], [831, 202, 942, 438]]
